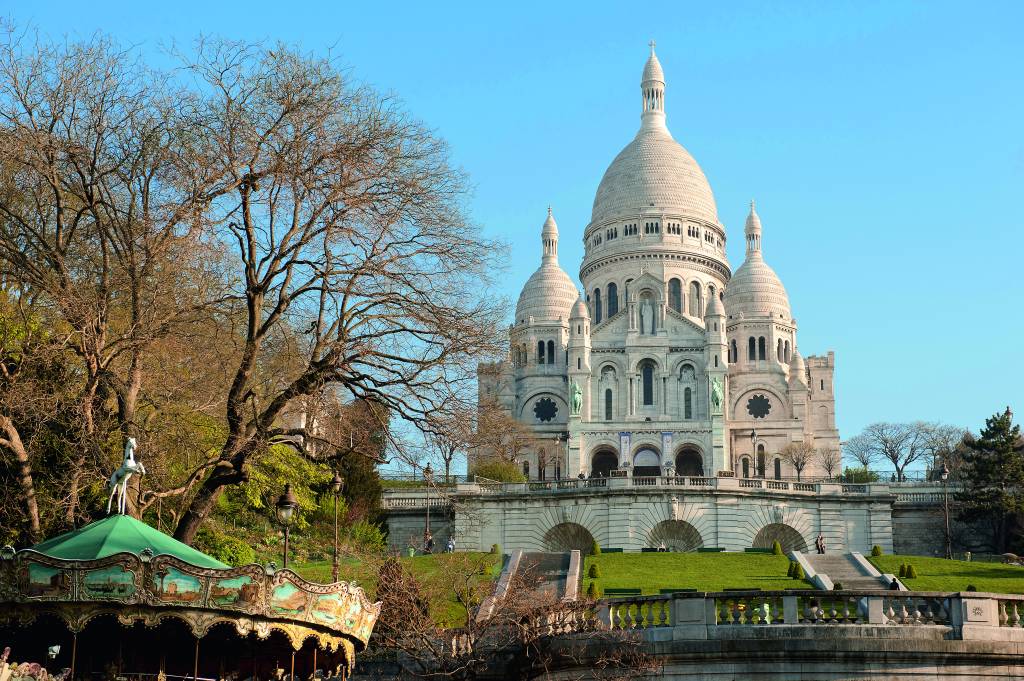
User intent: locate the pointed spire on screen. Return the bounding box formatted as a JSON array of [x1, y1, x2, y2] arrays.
[[744, 200, 762, 258], [541, 206, 559, 263], [788, 348, 807, 386]]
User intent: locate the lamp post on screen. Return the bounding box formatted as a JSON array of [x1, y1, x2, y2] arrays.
[[331, 472, 344, 582], [423, 463, 434, 551], [941, 462, 952, 560], [275, 484, 299, 569], [750, 430, 758, 478]]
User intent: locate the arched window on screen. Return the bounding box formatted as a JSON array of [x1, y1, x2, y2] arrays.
[[777, 338, 783, 362], [758, 337, 766, 360], [684, 387, 692, 419], [607, 283, 618, 316], [757, 444, 766, 478], [537, 449, 546, 481], [538, 341, 545, 364], [784, 340, 791, 363], [641, 361, 655, 406], [730, 339, 738, 363], [547, 340, 555, 365], [522, 460, 530, 478], [669, 278, 682, 313], [577, 357, 581, 370], [605, 389, 613, 420], [774, 458, 782, 480], [741, 458, 750, 478], [555, 460, 562, 480], [594, 288, 602, 324], [688, 281, 702, 316], [748, 337, 756, 361]]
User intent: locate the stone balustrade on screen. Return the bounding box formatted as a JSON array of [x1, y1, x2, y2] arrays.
[[589, 590, 1024, 643], [379, 478, 957, 510]]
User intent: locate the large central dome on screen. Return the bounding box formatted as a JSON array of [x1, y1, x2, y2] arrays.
[[590, 48, 719, 226]]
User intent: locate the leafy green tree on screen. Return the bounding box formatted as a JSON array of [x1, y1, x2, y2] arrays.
[[956, 407, 1024, 553]]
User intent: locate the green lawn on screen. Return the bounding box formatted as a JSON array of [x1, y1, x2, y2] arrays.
[[870, 555, 1024, 593], [583, 552, 806, 594], [294, 552, 502, 626]]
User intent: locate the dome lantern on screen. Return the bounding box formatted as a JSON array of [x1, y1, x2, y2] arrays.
[[723, 202, 791, 319], [514, 207, 579, 325]]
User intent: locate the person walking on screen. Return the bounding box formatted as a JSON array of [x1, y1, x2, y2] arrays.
[[424, 531, 434, 554], [446, 536, 455, 553]]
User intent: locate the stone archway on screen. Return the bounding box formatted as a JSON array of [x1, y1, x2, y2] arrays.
[[591, 449, 618, 478], [648, 520, 703, 552], [752, 523, 808, 552], [543, 522, 596, 553], [675, 446, 704, 476], [633, 447, 661, 477]]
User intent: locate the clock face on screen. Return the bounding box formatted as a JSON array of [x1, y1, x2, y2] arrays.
[[533, 397, 558, 422], [746, 394, 772, 419]]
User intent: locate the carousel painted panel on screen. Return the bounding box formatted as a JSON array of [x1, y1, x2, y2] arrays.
[[16, 561, 70, 600], [151, 566, 204, 604], [81, 562, 138, 601], [269, 580, 309, 616], [209, 571, 263, 610]]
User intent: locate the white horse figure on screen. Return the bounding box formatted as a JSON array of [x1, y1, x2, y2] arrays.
[[106, 437, 146, 515]]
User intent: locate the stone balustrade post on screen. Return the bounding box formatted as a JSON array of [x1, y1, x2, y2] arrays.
[[595, 603, 612, 629], [866, 595, 885, 624], [783, 596, 799, 624]]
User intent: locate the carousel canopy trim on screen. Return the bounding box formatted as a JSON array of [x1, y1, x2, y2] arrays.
[[30, 515, 228, 569]]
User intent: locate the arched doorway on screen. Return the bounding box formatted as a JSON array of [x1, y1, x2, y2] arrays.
[[633, 447, 661, 477], [543, 522, 596, 553], [752, 523, 808, 552], [647, 520, 703, 552], [591, 449, 618, 478], [675, 446, 704, 476]]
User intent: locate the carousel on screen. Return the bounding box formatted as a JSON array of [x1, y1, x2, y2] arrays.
[[0, 445, 380, 680]]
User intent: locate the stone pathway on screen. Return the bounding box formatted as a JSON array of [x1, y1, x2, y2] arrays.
[[803, 553, 889, 589]]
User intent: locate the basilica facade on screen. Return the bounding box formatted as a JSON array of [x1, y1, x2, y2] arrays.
[[478, 46, 840, 482]]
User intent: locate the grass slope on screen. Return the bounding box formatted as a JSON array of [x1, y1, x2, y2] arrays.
[[870, 555, 1024, 593], [294, 552, 501, 626], [584, 552, 803, 594]]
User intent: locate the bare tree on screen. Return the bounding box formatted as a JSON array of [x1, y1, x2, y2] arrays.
[[845, 422, 931, 482], [0, 26, 230, 524], [779, 442, 815, 481], [815, 446, 842, 480], [919, 422, 967, 478], [843, 434, 877, 471], [470, 399, 537, 466], [172, 41, 505, 543]]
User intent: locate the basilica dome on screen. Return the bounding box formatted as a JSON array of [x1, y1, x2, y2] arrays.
[[515, 209, 579, 324], [590, 48, 719, 226], [723, 202, 791, 319]]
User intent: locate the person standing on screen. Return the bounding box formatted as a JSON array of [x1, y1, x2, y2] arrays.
[[424, 531, 434, 554]]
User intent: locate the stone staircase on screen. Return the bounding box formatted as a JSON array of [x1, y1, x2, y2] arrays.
[[802, 553, 889, 589], [517, 551, 571, 600]]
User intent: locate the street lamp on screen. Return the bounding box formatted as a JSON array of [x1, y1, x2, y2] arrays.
[[941, 462, 952, 560], [331, 471, 344, 582], [275, 484, 299, 569], [423, 463, 434, 552], [750, 430, 759, 478]]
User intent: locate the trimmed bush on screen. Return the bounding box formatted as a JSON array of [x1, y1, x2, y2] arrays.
[[490, 543, 501, 555], [871, 545, 883, 557], [588, 563, 601, 579], [793, 564, 805, 580], [772, 540, 784, 556], [832, 581, 844, 590], [898, 563, 907, 578], [907, 564, 919, 579], [787, 561, 795, 577], [966, 584, 978, 592], [590, 540, 602, 556], [586, 580, 600, 599]]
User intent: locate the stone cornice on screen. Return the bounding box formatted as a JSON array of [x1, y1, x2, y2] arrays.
[[580, 250, 731, 282]]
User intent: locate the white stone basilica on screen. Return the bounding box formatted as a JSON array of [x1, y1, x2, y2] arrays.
[[478, 46, 840, 483]]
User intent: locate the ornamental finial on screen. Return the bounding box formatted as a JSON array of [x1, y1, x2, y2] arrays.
[[649, 40, 656, 54]]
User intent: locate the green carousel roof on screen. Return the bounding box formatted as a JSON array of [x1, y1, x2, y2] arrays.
[[30, 514, 228, 569]]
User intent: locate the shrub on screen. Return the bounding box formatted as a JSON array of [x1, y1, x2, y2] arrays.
[[470, 459, 526, 483], [907, 564, 918, 579], [588, 563, 601, 579], [490, 543, 501, 555], [590, 540, 602, 556], [586, 580, 600, 599], [194, 527, 256, 567], [787, 561, 795, 577], [793, 564, 805, 580], [832, 581, 844, 590], [346, 520, 386, 553], [966, 584, 978, 592], [871, 545, 883, 557], [772, 540, 783, 556], [898, 563, 907, 578]]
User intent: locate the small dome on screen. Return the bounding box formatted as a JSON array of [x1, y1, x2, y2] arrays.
[[570, 296, 590, 319], [642, 45, 664, 83], [515, 209, 579, 324], [788, 349, 807, 385], [724, 202, 791, 319]]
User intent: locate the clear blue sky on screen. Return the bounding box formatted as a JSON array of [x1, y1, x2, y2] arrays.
[[8, 0, 1022, 440]]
